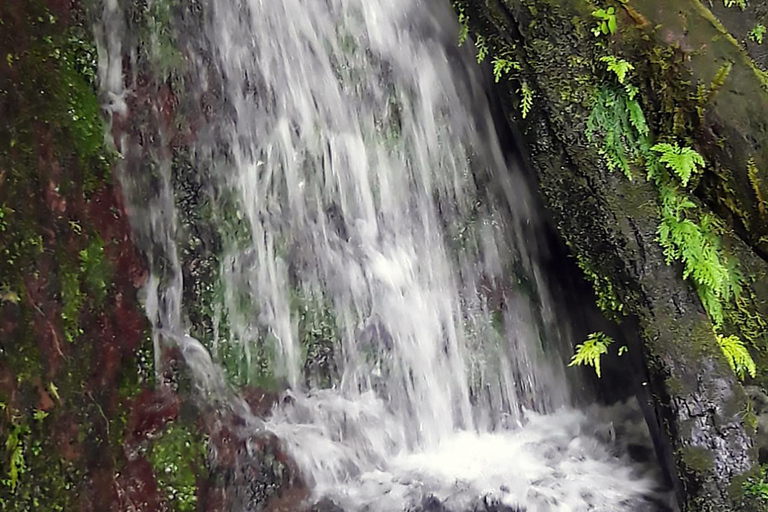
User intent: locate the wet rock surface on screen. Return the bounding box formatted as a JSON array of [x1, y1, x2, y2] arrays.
[[460, 0, 768, 510]]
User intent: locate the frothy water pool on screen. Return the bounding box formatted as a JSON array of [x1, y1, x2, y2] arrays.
[[269, 397, 673, 511]]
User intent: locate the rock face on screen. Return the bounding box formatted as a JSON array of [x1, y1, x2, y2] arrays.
[[0, 0, 308, 510], [459, 0, 768, 511]]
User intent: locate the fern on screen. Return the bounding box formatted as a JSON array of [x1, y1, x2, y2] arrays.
[[457, 7, 470, 47], [569, 332, 614, 378], [601, 56, 634, 85], [724, 0, 748, 9], [657, 184, 740, 327], [4, 423, 29, 492], [749, 24, 766, 44], [453, 2, 469, 48], [492, 56, 518, 82], [575, 255, 625, 318], [519, 81, 534, 119], [651, 142, 705, 187], [475, 34, 488, 64], [627, 97, 649, 138], [587, 86, 648, 180], [588, 51, 750, 358], [717, 334, 756, 379]]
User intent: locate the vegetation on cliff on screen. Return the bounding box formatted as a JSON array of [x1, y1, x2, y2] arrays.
[[453, 0, 768, 510]]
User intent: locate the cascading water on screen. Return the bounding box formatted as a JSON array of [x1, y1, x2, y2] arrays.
[[96, 0, 676, 510]]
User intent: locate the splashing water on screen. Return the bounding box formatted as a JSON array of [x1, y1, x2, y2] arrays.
[[96, 0, 675, 510]]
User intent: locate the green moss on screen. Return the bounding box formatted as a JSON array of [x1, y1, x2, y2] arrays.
[[59, 262, 84, 343], [575, 254, 625, 319], [0, 1, 144, 509], [725, 289, 768, 350], [681, 445, 715, 474], [79, 235, 111, 305], [747, 159, 767, 218], [295, 290, 339, 389], [743, 466, 768, 506], [0, 409, 78, 511], [665, 376, 684, 396], [148, 423, 207, 512]]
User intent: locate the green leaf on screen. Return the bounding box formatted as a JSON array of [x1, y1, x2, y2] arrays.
[[749, 24, 766, 44], [492, 57, 517, 83], [475, 34, 488, 64], [519, 82, 534, 119], [569, 332, 614, 378], [651, 142, 705, 186], [600, 56, 634, 84], [627, 98, 648, 136], [49, 382, 60, 401], [717, 334, 756, 379]]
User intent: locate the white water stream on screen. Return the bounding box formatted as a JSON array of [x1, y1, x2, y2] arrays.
[[96, 0, 675, 510]]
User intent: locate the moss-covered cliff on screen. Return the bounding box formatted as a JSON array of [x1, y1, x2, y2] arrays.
[[456, 0, 768, 510], [0, 1, 215, 510]]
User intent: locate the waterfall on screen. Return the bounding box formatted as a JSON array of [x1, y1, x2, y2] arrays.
[[95, 0, 674, 510]]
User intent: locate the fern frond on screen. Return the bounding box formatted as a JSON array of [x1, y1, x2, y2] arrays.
[[717, 334, 756, 379], [475, 34, 488, 63], [724, 0, 748, 10], [569, 332, 614, 378], [627, 98, 649, 137], [699, 285, 725, 328], [492, 56, 517, 82], [457, 8, 469, 47], [600, 55, 634, 84], [651, 142, 705, 187], [519, 81, 534, 118]]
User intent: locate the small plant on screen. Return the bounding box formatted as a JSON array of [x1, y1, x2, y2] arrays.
[[748, 158, 766, 215], [519, 82, 534, 119], [475, 34, 488, 64], [656, 184, 741, 327], [148, 424, 207, 512], [724, 0, 748, 9], [569, 332, 615, 378], [457, 6, 470, 47], [0, 285, 19, 305], [717, 334, 756, 380], [650, 142, 706, 187], [575, 255, 625, 318], [745, 466, 768, 502], [749, 24, 766, 44], [3, 422, 29, 492], [601, 55, 633, 85], [492, 54, 520, 82], [587, 86, 648, 180], [80, 236, 110, 302], [591, 7, 617, 37]]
